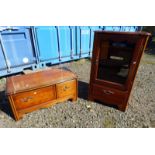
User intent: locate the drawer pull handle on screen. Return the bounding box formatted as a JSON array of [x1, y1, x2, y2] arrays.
[[21, 96, 33, 102], [63, 86, 70, 91], [103, 90, 114, 95]]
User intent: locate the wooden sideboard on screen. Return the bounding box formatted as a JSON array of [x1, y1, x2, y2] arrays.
[[6, 68, 78, 121]]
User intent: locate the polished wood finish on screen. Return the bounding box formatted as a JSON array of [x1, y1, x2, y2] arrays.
[[92, 84, 128, 105], [6, 68, 77, 121], [12, 86, 56, 111], [89, 31, 151, 111], [56, 80, 76, 98]]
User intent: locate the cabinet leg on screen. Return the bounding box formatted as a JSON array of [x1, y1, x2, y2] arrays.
[[88, 95, 94, 102], [72, 95, 77, 102], [14, 115, 21, 121], [118, 104, 128, 112]]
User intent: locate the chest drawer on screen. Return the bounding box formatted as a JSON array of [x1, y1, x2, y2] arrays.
[[12, 86, 56, 110], [56, 80, 76, 98], [92, 84, 128, 105]]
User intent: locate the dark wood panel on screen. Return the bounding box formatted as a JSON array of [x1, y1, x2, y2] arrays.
[[92, 84, 128, 105]]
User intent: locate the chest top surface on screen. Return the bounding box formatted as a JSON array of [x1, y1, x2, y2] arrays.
[[6, 68, 77, 95]]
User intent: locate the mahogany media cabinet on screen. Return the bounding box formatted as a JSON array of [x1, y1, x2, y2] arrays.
[[88, 31, 151, 111], [6, 68, 77, 121]]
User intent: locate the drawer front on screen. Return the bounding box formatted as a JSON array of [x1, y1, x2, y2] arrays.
[[12, 86, 56, 110], [56, 80, 76, 98], [92, 84, 128, 105]]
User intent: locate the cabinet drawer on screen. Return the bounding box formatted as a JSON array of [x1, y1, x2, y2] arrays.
[[56, 80, 76, 98], [12, 86, 56, 110], [92, 84, 128, 105]]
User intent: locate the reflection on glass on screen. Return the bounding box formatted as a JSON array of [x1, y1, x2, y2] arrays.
[[97, 40, 135, 84]]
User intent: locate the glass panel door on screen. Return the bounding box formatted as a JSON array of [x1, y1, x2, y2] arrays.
[[97, 40, 135, 85]]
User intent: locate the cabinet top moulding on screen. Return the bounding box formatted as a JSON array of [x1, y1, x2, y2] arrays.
[[6, 68, 77, 95], [94, 31, 151, 36]]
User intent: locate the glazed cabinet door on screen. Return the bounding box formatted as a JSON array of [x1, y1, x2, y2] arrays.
[[91, 33, 144, 90]]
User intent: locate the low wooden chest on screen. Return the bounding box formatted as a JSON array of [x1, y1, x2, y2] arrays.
[[6, 68, 77, 121]]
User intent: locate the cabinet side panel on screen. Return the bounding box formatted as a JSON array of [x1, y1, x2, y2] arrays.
[[8, 95, 19, 121]]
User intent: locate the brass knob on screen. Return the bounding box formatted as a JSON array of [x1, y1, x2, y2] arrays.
[[21, 96, 33, 102], [63, 86, 69, 91], [103, 90, 114, 95]]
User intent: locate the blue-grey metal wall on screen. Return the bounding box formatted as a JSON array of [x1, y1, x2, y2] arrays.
[[33, 26, 103, 67], [32, 26, 78, 68], [0, 26, 38, 77], [102, 26, 139, 32], [76, 26, 101, 58], [0, 26, 142, 77]]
